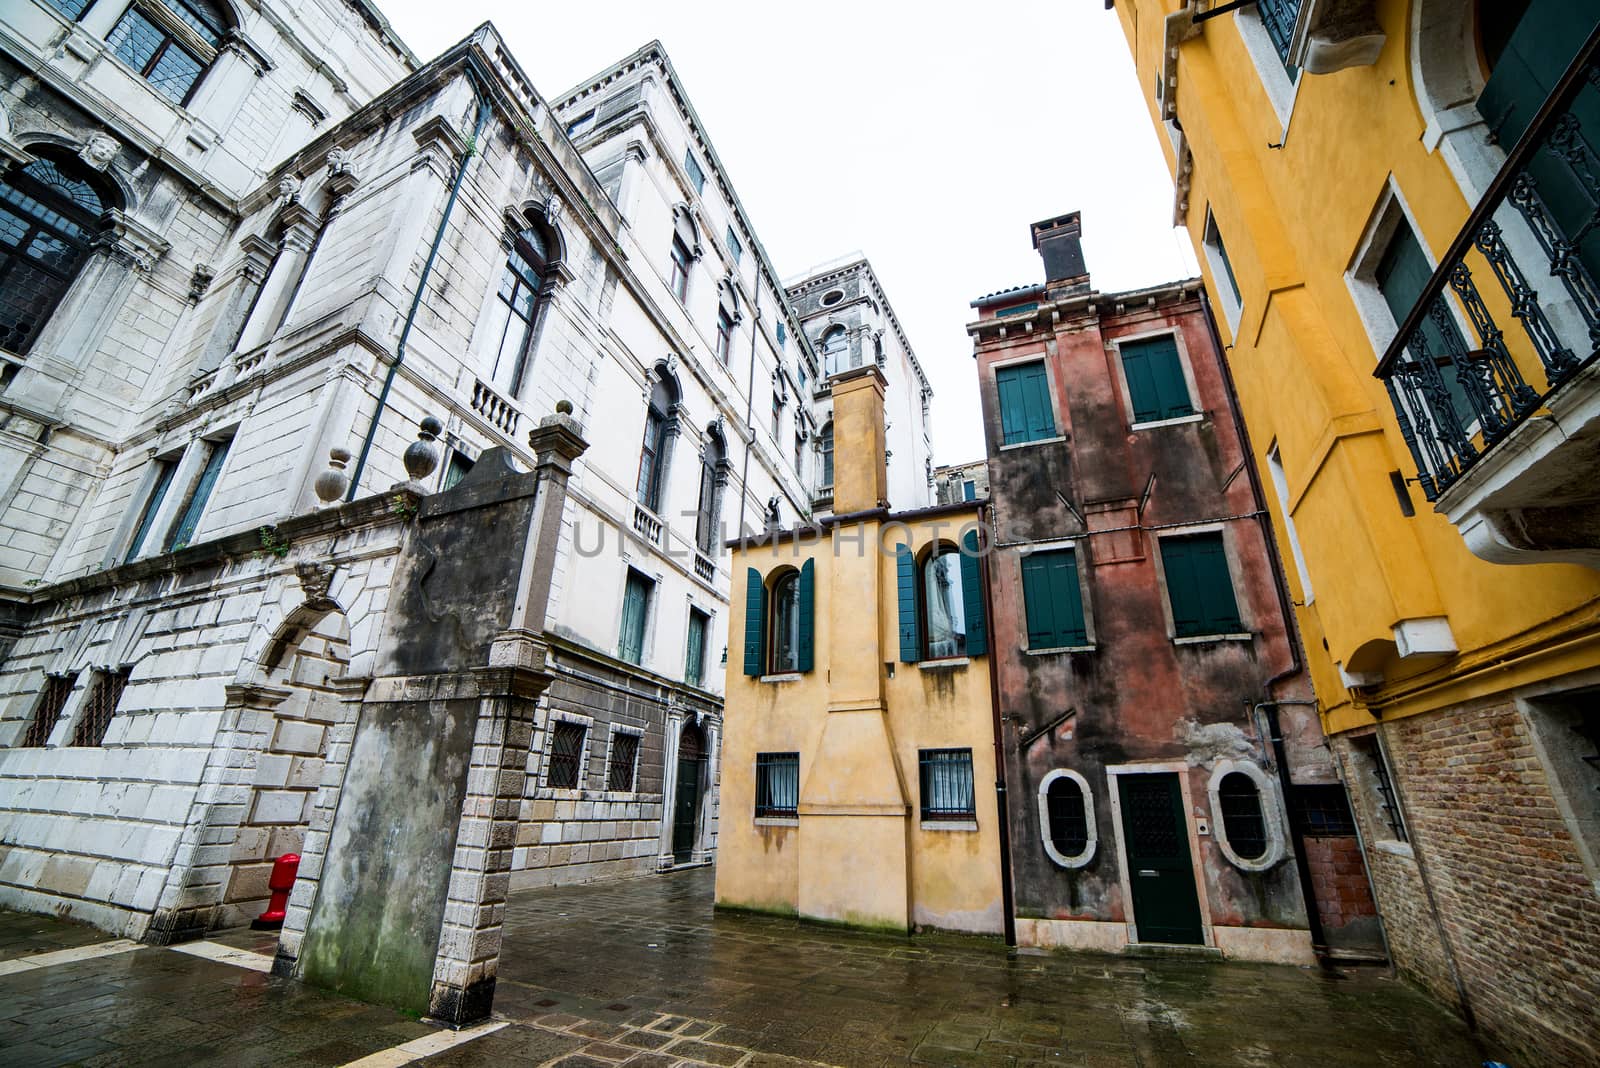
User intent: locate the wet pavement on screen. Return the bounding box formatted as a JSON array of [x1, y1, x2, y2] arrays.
[[0, 868, 1488, 1066]]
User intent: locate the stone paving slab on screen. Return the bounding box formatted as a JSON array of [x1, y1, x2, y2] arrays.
[[0, 907, 116, 962]]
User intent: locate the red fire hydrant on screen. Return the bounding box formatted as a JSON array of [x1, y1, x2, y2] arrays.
[[251, 853, 300, 930]]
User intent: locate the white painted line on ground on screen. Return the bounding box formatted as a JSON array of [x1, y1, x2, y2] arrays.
[[336, 1020, 510, 1068], [0, 939, 144, 976], [169, 940, 274, 973]]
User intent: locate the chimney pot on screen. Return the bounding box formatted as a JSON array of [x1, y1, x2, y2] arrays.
[[1031, 210, 1090, 292]]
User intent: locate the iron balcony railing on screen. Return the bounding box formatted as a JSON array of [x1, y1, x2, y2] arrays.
[[1256, 0, 1300, 69], [1375, 24, 1600, 501]]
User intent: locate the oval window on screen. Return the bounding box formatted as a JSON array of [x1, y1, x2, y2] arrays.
[[820, 289, 844, 307], [1046, 777, 1088, 858], [1218, 771, 1267, 861]]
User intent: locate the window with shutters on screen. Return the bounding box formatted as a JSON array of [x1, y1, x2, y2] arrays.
[[896, 534, 987, 664], [919, 748, 976, 822], [19, 674, 75, 748], [1118, 334, 1196, 426], [618, 569, 653, 665], [164, 436, 231, 551], [1158, 532, 1245, 640], [1020, 547, 1089, 650], [71, 667, 132, 747], [755, 752, 799, 818], [606, 730, 640, 792], [744, 561, 814, 677], [994, 360, 1057, 446], [685, 608, 709, 688], [921, 545, 968, 659], [546, 720, 588, 789], [124, 459, 176, 562], [1039, 769, 1096, 868]]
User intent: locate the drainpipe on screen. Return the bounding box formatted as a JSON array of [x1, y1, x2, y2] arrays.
[[735, 301, 760, 538], [346, 86, 493, 501], [978, 502, 1017, 947], [1254, 699, 1329, 958]]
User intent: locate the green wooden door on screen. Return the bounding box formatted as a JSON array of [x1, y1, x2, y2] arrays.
[[672, 725, 705, 864], [1118, 773, 1204, 945]]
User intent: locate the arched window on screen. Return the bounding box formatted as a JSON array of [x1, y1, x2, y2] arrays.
[[1038, 769, 1096, 868], [669, 234, 691, 302], [819, 421, 834, 490], [1217, 772, 1268, 861], [1, 150, 114, 356], [821, 325, 848, 376], [694, 427, 725, 553], [636, 373, 678, 512], [768, 570, 801, 674], [103, 0, 231, 106], [485, 223, 555, 395], [921, 544, 967, 659]]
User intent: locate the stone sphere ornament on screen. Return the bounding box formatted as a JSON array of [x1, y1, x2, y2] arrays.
[[556, 398, 573, 415], [314, 446, 352, 505], [403, 415, 443, 481]]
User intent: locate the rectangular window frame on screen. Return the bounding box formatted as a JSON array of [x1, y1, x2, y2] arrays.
[[1266, 443, 1315, 605], [70, 666, 132, 748], [123, 457, 177, 563], [685, 607, 710, 689], [1109, 328, 1202, 430], [918, 748, 977, 825], [545, 718, 589, 791], [1202, 209, 1244, 338], [725, 225, 742, 265], [716, 307, 734, 364], [604, 728, 642, 793], [755, 751, 800, 821], [1348, 733, 1408, 844], [1153, 526, 1250, 644], [20, 673, 77, 748], [1018, 542, 1096, 654], [164, 434, 232, 552], [991, 354, 1063, 450], [684, 150, 706, 194], [618, 568, 654, 666]]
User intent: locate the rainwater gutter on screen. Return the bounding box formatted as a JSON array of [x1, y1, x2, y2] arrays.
[[978, 502, 1017, 947], [1254, 699, 1329, 958], [346, 84, 493, 501]]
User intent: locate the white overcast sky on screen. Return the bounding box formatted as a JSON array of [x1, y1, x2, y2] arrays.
[[377, 0, 1199, 464]]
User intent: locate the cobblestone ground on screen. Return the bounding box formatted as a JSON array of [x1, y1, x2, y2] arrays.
[[0, 868, 1487, 1067]]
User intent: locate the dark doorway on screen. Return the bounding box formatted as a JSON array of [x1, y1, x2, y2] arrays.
[[672, 722, 706, 865], [1117, 772, 1204, 945]]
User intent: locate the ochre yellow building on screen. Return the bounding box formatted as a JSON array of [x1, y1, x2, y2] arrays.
[[714, 367, 1004, 934], [1113, 1, 1600, 1063]]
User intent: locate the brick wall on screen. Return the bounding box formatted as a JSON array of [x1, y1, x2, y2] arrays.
[[1300, 834, 1378, 948]]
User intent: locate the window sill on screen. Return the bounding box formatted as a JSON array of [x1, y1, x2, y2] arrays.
[[1172, 632, 1253, 646], [1024, 644, 1095, 656], [1372, 839, 1414, 858], [921, 819, 979, 832], [759, 672, 802, 684], [999, 435, 1067, 453], [754, 816, 799, 827], [1131, 413, 1204, 431], [917, 657, 970, 672]]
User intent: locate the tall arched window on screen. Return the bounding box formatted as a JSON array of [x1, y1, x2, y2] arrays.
[[695, 427, 725, 553], [1, 150, 115, 356], [921, 544, 968, 659], [485, 223, 556, 395], [768, 570, 801, 673], [636, 373, 679, 512], [819, 421, 834, 490], [821, 325, 848, 376], [103, 0, 231, 106]]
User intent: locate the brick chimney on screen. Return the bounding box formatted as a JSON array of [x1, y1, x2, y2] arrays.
[[829, 365, 889, 513], [1031, 211, 1090, 295]]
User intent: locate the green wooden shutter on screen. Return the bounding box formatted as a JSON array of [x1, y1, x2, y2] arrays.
[[1192, 534, 1243, 634], [743, 568, 766, 676], [797, 559, 815, 672], [1161, 538, 1208, 638], [1143, 337, 1195, 420], [997, 366, 1027, 445], [1022, 362, 1056, 441], [997, 362, 1055, 445], [1121, 344, 1162, 424], [1021, 554, 1056, 648], [959, 530, 987, 657], [1022, 549, 1086, 648], [619, 574, 647, 663], [896, 543, 920, 663], [1047, 551, 1087, 646]]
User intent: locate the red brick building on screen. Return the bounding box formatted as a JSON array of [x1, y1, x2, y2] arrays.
[[968, 213, 1381, 961]]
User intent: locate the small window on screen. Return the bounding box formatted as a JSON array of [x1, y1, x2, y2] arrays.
[[618, 570, 653, 665], [716, 307, 734, 364], [1217, 772, 1268, 860], [994, 361, 1056, 446], [1120, 335, 1195, 424], [793, 432, 805, 481], [768, 570, 801, 674], [442, 450, 474, 491], [921, 546, 968, 659], [819, 422, 834, 490], [1021, 548, 1087, 650], [919, 748, 976, 821], [1266, 445, 1313, 604], [756, 752, 799, 818], [165, 437, 231, 551], [820, 325, 848, 376], [684, 150, 706, 193], [685, 608, 709, 688], [125, 460, 176, 562], [1045, 774, 1091, 863], [1290, 784, 1358, 837], [20, 674, 75, 748], [1203, 211, 1242, 325], [70, 667, 131, 747], [962, 479, 977, 502], [546, 720, 587, 789], [771, 391, 782, 440], [606, 730, 640, 792], [725, 226, 742, 264], [1160, 532, 1243, 639], [669, 235, 691, 302], [565, 109, 595, 138], [1350, 735, 1407, 842], [820, 289, 844, 307], [776, 321, 787, 349]]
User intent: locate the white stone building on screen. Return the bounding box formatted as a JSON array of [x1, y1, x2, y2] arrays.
[[0, 1, 935, 941]]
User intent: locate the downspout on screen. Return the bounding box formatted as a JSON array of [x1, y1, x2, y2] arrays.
[[346, 87, 493, 501], [735, 301, 760, 537], [978, 502, 1017, 947], [1255, 699, 1329, 957]]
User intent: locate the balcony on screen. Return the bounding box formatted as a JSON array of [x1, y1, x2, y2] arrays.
[[1376, 27, 1600, 568]]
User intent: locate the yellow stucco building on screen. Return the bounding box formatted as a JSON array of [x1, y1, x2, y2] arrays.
[[714, 367, 1005, 935], [1113, 1, 1600, 1063]]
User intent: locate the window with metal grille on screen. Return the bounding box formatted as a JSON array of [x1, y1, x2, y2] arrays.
[[755, 752, 798, 818], [1046, 775, 1089, 858], [919, 748, 976, 821], [71, 667, 131, 747], [1351, 735, 1407, 842], [1, 152, 110, 355], [545, 721, 587, 789], [20, 675, 75, 748], [1291, 784, 1358, 838], [1217, 772, 1268, 860], [606, 731, 640, 792]]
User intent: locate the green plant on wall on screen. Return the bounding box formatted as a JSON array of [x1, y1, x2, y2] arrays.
[[257, 525, 291, 559], [390, 494, 418, 522]]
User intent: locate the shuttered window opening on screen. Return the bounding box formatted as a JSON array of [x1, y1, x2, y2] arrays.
[[21, 675, 75, 748], [684, 609, 709, 688], [71, 667, 131, 747], [606, 731, 640, 792], [1046, 775, 1090, 858], [769, 571, 801, 673], [1021, 548, 1088, 649], [995, 361, 1056, 446], [919, 748, 976, 821], [1217, 772, 1268, 860], [744, 561, 814, 676], [755, 752, 799, 818], [1160, 533, 1244, 638], [1120, 335, 1195, 424], [619, 570, 652, 665], [897, 537, 987, 663], [546, 721, 587, 789]]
